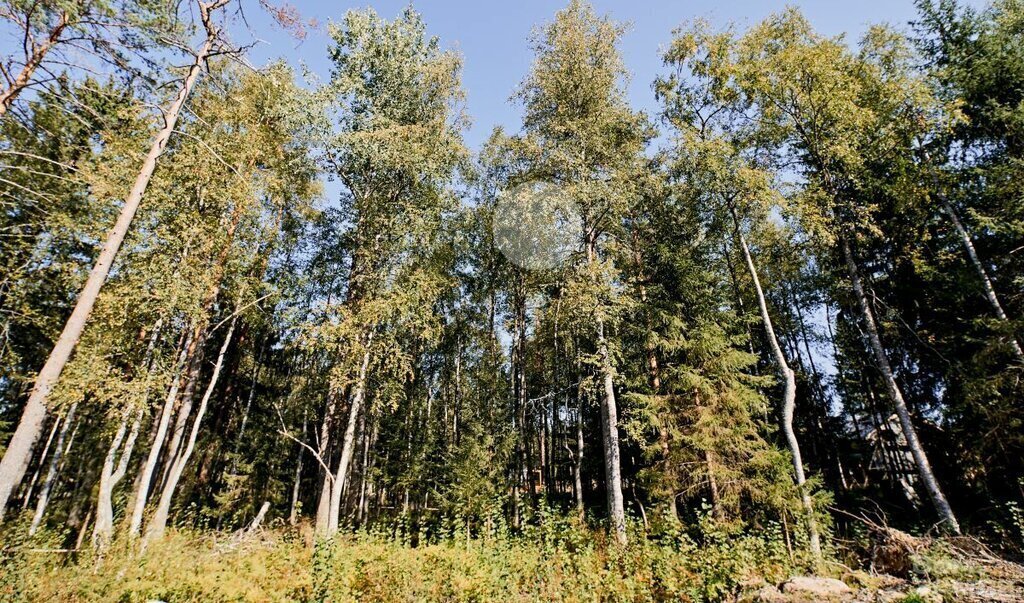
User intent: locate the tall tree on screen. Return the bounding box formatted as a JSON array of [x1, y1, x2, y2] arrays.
[[0, 0, 232, 520], [514, 0, 652, 544], [311, 6, 465, 536], [657, 31, 823, 556], [729, 10, 962, 533]]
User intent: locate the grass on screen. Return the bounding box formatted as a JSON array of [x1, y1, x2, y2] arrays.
[[1, 518, 798, 602]]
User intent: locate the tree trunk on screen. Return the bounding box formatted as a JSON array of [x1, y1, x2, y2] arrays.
[[28, 402, 77, 535], [92, 407, 135, 547], [453, 335, 461, 447], [20, 415, 60, 511], [144, 316, 236, 544], [649, 349, 678, 522], [160, 328, 208, 489], [596, 317, 627, 545], [128, 326, 194, 537], [733, 222, 821, 559], [237, 340, 265, 446], [94, 321, 161, 547], [315, 470, 332, 534], [314, 386, 340, 535], [245, 501, 271, 536], [574, 396, 585, 522], [573, 378, 585, 522], [0, 0, 227, 520], [705, 448, 723, 521], [356, 409, 370, 525], [941, 201, 1024, 363], [511, 289, 526, 529], [539, 409, 548, 494], [124, 321, 187, 519], [842, 236, 961, 534], [289, 409, 307, 525], [326, 343, 372, 536], [587, 233, 627, 545]]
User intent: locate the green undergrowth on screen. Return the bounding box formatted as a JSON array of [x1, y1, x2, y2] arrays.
[[1, 515, 802, 602]]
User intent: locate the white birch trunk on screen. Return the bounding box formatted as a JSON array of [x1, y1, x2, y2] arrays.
[[734, 224, 821, 559], [144, 317, 236, 544], [28, 402, 77, 535], [160, 345, 204, 490], [0, 0, 228, 520], [93, 408, 131, 546], [596, 317, 627, 546], [941, 201, 1024, 363], [288, 409, 306, 525], [842, 237, 961, 534], [573, 386, 585, 522], [20, 415, 60, 511], [93, 321, 161, 547], [586, 233, 627, 545], [245, 501, 271, 536], [326, 344, 372, 536], [314, 387, 340, 535], [128, 326, 193, 537]]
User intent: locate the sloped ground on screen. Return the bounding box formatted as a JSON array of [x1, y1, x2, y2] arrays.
[[744, 526, 1024, 603], [747, 574, 1023, 602]]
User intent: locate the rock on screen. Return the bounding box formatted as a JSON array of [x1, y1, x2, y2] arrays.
[[781, 576, 853, 600], [752, 585, 787, 603], [911, 585, 942, 603], [875, 590, 906, 603], [947, 579, 1024, 603]]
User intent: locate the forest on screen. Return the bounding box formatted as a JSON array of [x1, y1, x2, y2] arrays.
[[1, 0, 1023, 600]]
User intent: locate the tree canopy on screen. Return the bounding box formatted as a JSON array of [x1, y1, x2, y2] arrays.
[[2, 0, 1024, 599]]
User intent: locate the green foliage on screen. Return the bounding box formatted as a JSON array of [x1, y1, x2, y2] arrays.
[[8, 530, 312, 602], [0, 79, 140, 408], [7, 520, 795, 603], [3, 0, 1024, 597]]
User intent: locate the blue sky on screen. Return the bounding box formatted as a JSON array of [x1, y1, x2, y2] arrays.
[[243, 0, 986, 150]]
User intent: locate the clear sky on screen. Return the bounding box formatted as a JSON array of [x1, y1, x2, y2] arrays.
[[243, 0, 986, 150]]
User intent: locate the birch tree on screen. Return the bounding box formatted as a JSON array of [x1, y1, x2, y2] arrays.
[[514, 0, 652, 545], [656, 40, 824, 554], [730, 10, 962, 533], [309, 6, 465, 536], [0, 0, 231, 520], [129, 62, 316, 539]]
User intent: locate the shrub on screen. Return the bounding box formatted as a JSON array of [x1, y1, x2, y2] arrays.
[[5, 513, 797, 603]]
